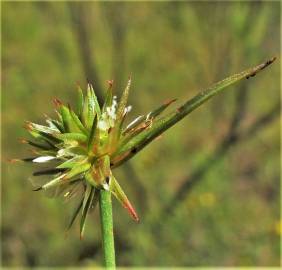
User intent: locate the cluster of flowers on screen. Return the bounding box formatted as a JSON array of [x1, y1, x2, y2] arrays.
[[15, 78, 176, 237]]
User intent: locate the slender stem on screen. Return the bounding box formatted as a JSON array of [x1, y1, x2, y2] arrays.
[[99, 189, 116, 268]]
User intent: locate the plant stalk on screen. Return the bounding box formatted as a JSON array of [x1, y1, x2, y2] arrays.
[[99, 189, 116, 268]]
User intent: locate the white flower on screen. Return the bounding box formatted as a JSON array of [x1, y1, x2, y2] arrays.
[[98, 119, 110, 131], [126, 105, 132, 113], [97, 98, 118, 131]]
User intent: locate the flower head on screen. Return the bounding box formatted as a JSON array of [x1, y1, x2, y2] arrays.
[[16, 78, 176, 237], [14, 58, 275, 237]]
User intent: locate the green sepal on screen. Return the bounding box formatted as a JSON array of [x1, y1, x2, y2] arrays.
[[49, 119, 64, 133], [116, 77, 131, 121], [22, 139, 52, 150], [37, 162, 90, 191], [88, 115, 98, 152], [82, 184, 92, 213], [33, 168, 66, 176], [35, 173, 68, 191], [80, 186, 98, 238], [81, 90, 89, 128], [109, 176, 139, 221], [89, 84, 101, 117], [27, 129, 61, 147], [64, 162, 91, 180], [56, 145, 87, 157], [54, 132, 88, 143], [118, 121, 150, 149], [84, 169, 99, 187], [57, 156, 86, 169], [102, 82, 113, 113], [85, 85, 95, 129], [100, 155, 111, 181], [27, 122, 58, 134], [77, 85, 84, 118], [108, 109, 129, 154], [70, 109, 88, 135], [59, 105, 81, 133], [83, 84, 101, 129], [67, 196, 83, 230], [146, 98, 177, 120], [32, 149, 58, 157]]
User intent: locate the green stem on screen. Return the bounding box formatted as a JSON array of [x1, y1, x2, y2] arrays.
[[99, 189, 116, 268]]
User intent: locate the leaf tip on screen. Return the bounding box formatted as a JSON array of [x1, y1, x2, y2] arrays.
[[7, 158, 20, 164], [53, 98, 63, 107], [123, 198, 139, 222], [164, 98, 177, 106], [18, 138, 28, 144], [23, 121, 32, 131], [246, 56, 277, 79], [107, 79, 114, 87]]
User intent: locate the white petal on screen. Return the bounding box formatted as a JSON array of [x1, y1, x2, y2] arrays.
[[33, 156, 56, 163], [146, 112, 152, 121], [124, 105, 132, 114], [126, 115, 143, 130], [98, 120, 109, 131]]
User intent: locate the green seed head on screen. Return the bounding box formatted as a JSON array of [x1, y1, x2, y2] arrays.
[[14, 58, 275, 237], [17, 78, 176, 237]]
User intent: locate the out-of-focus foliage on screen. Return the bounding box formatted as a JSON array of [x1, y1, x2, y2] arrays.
[[2, 1, 280, 267]]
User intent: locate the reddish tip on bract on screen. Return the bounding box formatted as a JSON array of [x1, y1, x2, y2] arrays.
[[8, 158, 21, 163], [23, 121, 32, 131], [18, 138, 28, 144], [123, 199, 139, 222], [107, 79, 114, 87], [164, 98, 177, 106], [53, 98, 62, 107]]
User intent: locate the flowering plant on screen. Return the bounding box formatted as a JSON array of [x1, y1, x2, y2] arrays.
[[14, 57, 275, 267]]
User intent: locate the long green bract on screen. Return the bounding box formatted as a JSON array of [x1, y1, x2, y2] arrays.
[[111, 58, 276, 167]]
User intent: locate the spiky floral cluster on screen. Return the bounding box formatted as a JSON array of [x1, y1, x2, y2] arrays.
[[14, 58, 275, 237], [15, 78, 176, 237]]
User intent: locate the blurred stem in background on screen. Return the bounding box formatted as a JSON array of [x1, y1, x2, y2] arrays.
[[156, 1, 279, 223], [68, 2, 103, 104], [160, 100, 280, 221], [101, 2, 126, 92]]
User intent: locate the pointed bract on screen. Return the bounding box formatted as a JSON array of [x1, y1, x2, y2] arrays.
[[110, 176, 139, 222]]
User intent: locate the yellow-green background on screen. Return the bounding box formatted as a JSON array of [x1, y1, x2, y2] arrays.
[[2, 1, 280, 267]]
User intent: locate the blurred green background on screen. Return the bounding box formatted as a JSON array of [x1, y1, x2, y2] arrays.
[[2, 1, 280, 267]]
